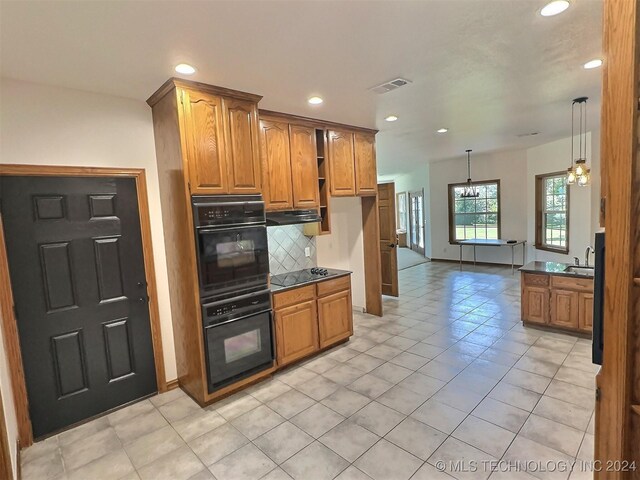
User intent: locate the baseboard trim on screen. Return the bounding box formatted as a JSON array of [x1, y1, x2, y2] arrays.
[[166, 379, 180, 391], [431, 258, 524, 268]]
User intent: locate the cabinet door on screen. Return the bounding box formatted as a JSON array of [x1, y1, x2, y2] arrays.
[[274, 300, 319, 366], [289, 124, 320, 208], [223, 98, 262, 194], [317, 289, 353, 348], [579, 292, 594, 331], [354, 132, 377, 196], [182, 90, 228, 194], [327, 130, 356, 196], [550, 289, 579, 329], [260, 119, 293, 210], [522, 286, 549, 324]]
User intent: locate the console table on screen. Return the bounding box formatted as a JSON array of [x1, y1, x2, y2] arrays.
[[458, 239, 527, 274]]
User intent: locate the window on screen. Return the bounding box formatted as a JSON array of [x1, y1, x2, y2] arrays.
[[396, 192, 407, 231], [448, 180, 501, 242], [535, 172, 570, 253]]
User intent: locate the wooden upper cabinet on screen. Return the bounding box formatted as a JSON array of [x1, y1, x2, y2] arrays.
[[354, 132, 377, 196], [289, 124, 320, 208], [224, 98, 262, 194], [260, 119, 293, 210], [327, 129, 356, 196], [182, 89, 228, 194]]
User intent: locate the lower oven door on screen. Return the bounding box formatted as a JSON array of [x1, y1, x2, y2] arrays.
[[204, 310, 274, 393]]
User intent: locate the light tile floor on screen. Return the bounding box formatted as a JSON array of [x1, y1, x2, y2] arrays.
[[22, 262, 598, 480]]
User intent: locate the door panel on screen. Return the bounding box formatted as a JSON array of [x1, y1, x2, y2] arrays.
[[317, 289, 353, 348], [354, 133, 377, 196], [327, 130, 355, 196], [578, 292, 594, 331], [377, 183, 398, 296], [522, 286, 549, 324], [259, 119, 293, 210], [182, 90, 228, 194], [550, 289, 579, 329], [0, 176, 157, 438], [224, 98, 261, 194], [274, 300, 319, 366], [289, 124, 320, 208]]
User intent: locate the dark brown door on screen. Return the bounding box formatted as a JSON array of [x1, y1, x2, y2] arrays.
[[0, 176, 157, 438], [377, 183, 398, 296]]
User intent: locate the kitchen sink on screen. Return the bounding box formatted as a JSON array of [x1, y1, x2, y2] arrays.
[[564, 266, 595, 276]]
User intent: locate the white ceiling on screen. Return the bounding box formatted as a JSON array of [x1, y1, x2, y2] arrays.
[[0, 0, 603, 176]]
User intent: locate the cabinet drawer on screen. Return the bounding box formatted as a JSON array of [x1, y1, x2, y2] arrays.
[[522, 273, 550, 287], [317, 275, 351, 297], [273, 285, 315, 309], [551, 275, 594, 291]]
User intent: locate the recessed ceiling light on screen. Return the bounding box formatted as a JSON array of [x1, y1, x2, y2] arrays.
[[540, 0, 570, 17], [175, 63, 196, 75], [583, 59, 603, 69], [308, 96, 323, 105], [437, 128, 448, 133], [385, 115, 398, 122]]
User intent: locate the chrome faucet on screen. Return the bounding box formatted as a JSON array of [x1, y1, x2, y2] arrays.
[[585, 246, 594, 268]]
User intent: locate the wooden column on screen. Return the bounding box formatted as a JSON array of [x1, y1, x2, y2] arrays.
[[595, 0, 640, 478]]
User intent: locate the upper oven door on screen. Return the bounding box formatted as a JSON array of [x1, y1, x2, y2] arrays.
[[196, 225, 269, 296]]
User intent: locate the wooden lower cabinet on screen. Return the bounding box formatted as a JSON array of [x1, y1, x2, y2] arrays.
[[317, 289, 353, 348], [550, 289, 580, 329], [274, 300, 319, 366], [521, 271, 594, 334], [578, 292, 594, 331], [522, 286, 549, 325], [272, 275, 353, 368]]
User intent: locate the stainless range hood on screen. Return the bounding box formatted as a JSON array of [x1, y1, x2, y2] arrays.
[[266, 209, 322, 226]]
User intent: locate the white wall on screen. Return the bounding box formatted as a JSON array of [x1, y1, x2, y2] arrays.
[[316, 197, 366, 310], [379, 163, 432, 257], [429, 149, 529, 264], [525, 132, 600, 263], [0, 79, 178, 474]]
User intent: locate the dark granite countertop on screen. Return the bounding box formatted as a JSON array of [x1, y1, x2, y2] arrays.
[[269, 268, 352, 293], [519, 261, 594, 279]]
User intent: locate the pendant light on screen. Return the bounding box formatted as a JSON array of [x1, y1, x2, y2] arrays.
[[567, 97, 591, 186], [460, 149, 480, 198]]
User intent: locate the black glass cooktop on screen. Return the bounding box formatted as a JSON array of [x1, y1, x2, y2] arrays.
[[270, 268, 348, 288]]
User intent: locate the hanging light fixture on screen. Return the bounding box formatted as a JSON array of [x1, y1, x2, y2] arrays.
[[460, 149, 480, 198], [567, 96, 591, 186]]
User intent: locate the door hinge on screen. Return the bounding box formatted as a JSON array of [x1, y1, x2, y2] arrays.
[[180, 90, 185, 106], [600, 197, 606, 220], [188, 182, 191, 192], [595, 387, 601, 401]]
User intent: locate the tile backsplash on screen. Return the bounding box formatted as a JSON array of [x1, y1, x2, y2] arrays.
[[267, 225, 317, 275]]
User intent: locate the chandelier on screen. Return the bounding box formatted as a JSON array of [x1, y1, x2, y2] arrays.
[[567, 97, 591, 186], [460, 149, 479, 198]]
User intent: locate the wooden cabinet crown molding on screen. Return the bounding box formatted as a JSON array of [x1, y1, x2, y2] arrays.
[[147, 78, 263, 107], [258, 109, 378, 135]]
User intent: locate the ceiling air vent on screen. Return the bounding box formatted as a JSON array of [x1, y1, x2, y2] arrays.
[[370, 78, 412, 94]]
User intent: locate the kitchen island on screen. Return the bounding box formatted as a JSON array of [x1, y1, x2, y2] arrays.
[[520, 261, 594, 335]]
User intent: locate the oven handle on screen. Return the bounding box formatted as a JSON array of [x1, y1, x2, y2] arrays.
[[203, 308, 272, 329], [201, 289, 272, 309], [193, 200, 264, 208], [196, 224, 266, 233]]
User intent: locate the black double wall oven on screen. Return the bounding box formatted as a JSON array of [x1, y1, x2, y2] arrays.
[[192, 195, 274, 393]]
